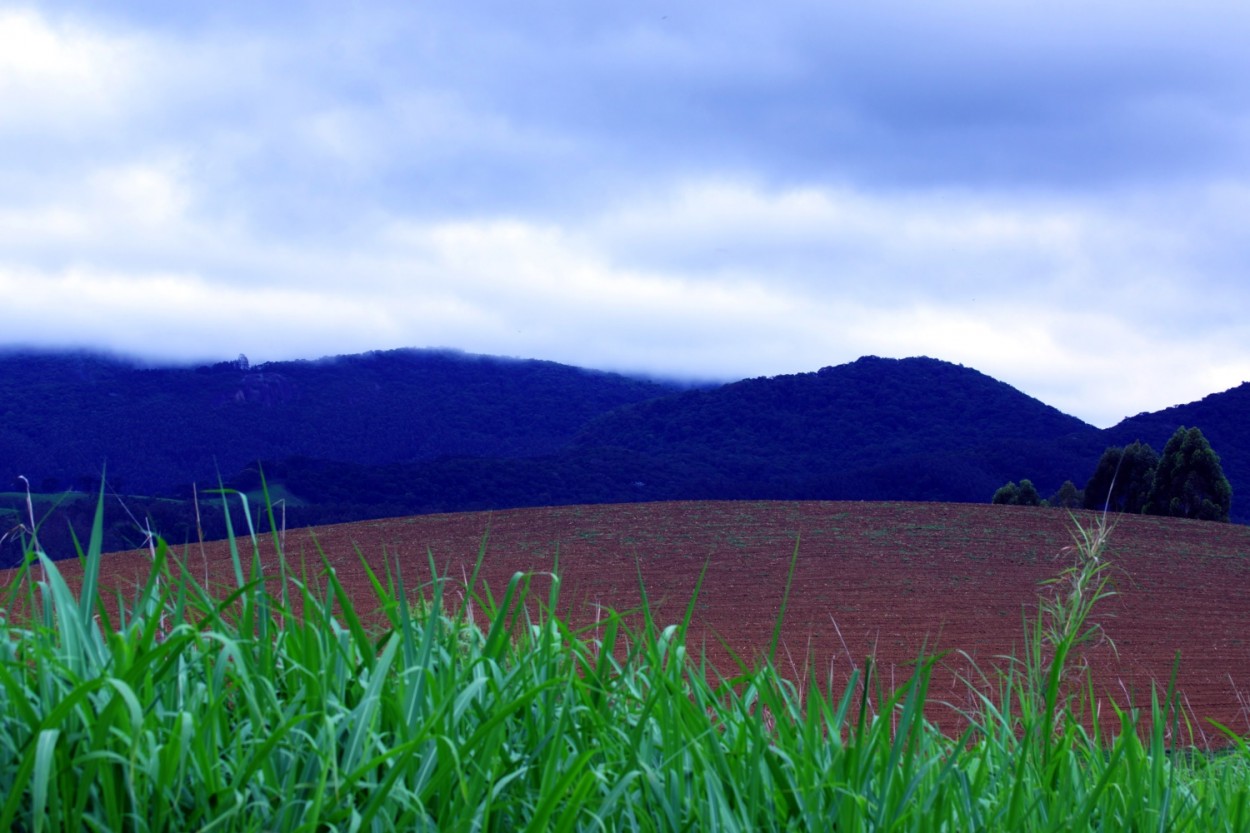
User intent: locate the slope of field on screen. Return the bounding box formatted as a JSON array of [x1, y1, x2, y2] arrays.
[[20, 500, 1250, 741]]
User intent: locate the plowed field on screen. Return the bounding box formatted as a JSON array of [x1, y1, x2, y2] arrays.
[[14, 501, 1250, 741]]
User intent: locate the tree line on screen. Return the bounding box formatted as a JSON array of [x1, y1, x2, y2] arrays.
[[993, 425, 1233, 522]]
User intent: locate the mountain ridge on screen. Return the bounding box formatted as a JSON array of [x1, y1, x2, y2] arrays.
[[0, 346, 692, 494], [0, 346, 1245, 559]]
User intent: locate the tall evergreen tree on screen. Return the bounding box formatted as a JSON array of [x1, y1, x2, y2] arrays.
[[1146, 426, 1232, 522], [1083, 441, 1158, 513]]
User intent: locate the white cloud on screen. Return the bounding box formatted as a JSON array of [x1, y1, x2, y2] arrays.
[[0, 264, 478, 363], [89, 161, 192, 229], [0, 157, 196, 264], [0, 8, 140, 129]]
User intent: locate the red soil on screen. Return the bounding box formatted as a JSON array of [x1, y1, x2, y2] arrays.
[[10, 500, 1250, 743]]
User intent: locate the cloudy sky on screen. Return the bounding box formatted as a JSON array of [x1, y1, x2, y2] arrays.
[[2, 1, 1249, 427]]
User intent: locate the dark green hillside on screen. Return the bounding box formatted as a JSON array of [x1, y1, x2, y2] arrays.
[[569, 356, 1104, 503], [5, 348, 1247, 561], [0, 348, 691, 497], [1102, 383, 1250, 522]]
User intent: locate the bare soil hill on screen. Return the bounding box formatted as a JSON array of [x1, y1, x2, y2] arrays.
[[12, 501, 1250, 742]]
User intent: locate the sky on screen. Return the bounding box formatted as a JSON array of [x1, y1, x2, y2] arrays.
[[2, 2, 1249, 428]]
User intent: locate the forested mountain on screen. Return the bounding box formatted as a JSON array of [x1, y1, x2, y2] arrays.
[[0, 348, 691, 496], [1, 347, 1246, 560], [170, 352, 1105, 530], [568, 356, 1105, 502]]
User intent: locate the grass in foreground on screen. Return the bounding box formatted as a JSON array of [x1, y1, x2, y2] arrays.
[[1, 489, 1249, 831]]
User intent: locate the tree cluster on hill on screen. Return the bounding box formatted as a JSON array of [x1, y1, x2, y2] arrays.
[[991, 479, 1043, 506], [991, 478, 1084, 508], [1102, 383, 1250, 522], [1083, 441, 1159, 514], [1148, 426, 1233, 521], [995, 426, 1232, 522]]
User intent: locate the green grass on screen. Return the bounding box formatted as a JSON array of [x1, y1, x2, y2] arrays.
[[1, 487, 1249, 831]]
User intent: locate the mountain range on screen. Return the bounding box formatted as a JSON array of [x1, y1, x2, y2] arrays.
[[0, 346, 1245, 557]]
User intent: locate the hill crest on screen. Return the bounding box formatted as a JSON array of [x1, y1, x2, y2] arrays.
[[1, 346, 1247, 555]]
